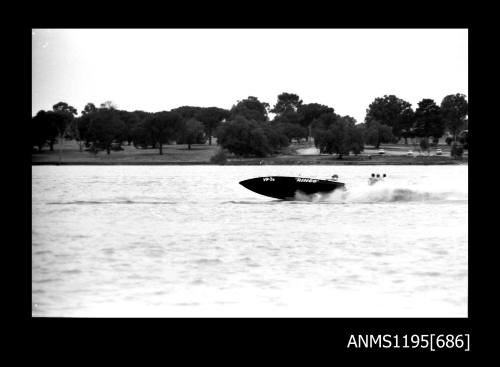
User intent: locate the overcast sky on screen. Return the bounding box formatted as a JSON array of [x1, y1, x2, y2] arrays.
[[32, 28, 468, 122]]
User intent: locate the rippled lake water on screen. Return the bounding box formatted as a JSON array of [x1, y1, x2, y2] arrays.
[[32, 165, 468, 317]]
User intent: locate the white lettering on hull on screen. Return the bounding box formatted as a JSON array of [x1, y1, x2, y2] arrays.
[[295, 178, 318, 183]]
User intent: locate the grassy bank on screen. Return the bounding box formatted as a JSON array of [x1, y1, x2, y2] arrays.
[[32, 140, 468, 165]]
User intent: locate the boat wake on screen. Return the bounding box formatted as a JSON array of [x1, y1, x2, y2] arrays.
[[47, 199, 177, 205], [293, 182, 467, 203]]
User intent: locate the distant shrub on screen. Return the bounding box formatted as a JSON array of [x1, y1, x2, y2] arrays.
[[445, 136, 453, 146], [419, 138, 429, 152], [85, 143, 101, 155], [450, 142, 464, 158], [458, 130, 468, 150], [111, 142, 123, 151], [210, 148, 227, 164]]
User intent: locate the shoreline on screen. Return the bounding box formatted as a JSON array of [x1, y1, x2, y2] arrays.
[[32, 157, 468, 166], [31, 141, 468, 166], [32, 163, 467, 166]]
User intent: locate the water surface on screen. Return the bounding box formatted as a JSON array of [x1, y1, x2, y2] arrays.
[[32, 165, 468, 317]]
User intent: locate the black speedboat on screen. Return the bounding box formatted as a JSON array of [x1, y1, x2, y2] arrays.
[[239, 176, 345, 200]]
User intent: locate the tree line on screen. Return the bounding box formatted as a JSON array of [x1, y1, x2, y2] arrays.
[[31, 93, 468, 159], [32, 101, 230, 155]]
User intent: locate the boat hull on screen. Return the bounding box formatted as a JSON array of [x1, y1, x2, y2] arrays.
[[239, 176, 345, 200]]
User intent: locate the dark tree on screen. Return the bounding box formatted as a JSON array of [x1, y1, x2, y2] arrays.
[[297, 103, 334, 127], [32, 111, 46, 151], [81, 103, 97, 115], [85, 109, 126, 154], [31, 111, 56, 152], [269, 92, 303, 128], [132, 110, 150, 123], [53, 102, 77, 116], [349, 125, 365, 155], [275, 122, 309, 143], [458, 130, 468, 150], [260, 124, 290, 153], [312, 113, 363, 159], [271, 92, 303, 116], [216, 116, 271, 157], [339, 115, 357, 126], [365, 95, 414, 138], [419, 137, 430, 153], [229, 96, 270, 122], [141, 111, 182, 155], [361, 120, 395, 149], [341, 115, 364, 155], [450, 142, 464, 158], [311, 112, 337, 129], [195, 107, 230, 145], [70, 103, 98, 151], [50, 111, 73, 137], [118, 110, 140, 145], [177, 118, 206, 150], [170, 106, 203, 121], [69, 117, 83, 151], [35, 111, 72, 151], [131, 123, 153, 149], [400, 127, 416, 145], [51, 102, 77, 145], [440, 94, 468, 141], [46, 113, 63, 151], [297, 103, 334, 140], [413, 99, 443, 140], [74, 112, 94, 147], [397, 108, 416, 144], [128, 111, 152, 148], [272, 109, 301, 125]]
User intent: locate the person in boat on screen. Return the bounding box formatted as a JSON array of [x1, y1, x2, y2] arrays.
[[331, 174, 339, 181], [369, 173, 387, 185]]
